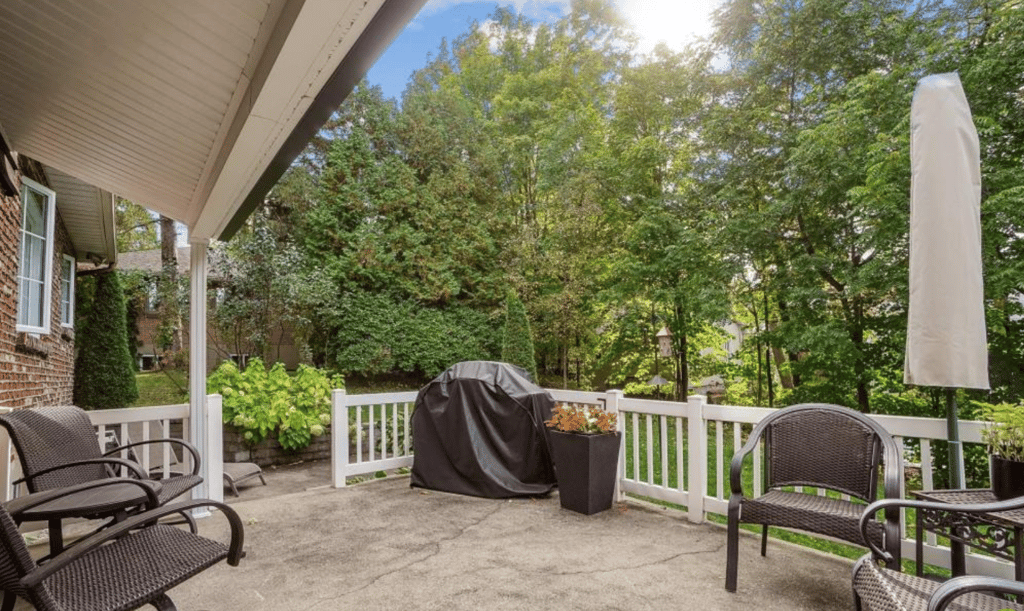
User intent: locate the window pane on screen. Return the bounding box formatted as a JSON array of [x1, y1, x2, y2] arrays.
[[22, 188, 46, 236], [61, 258, 73, 325], [20, 279, 43, 328]]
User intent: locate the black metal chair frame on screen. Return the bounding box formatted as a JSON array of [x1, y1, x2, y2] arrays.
[[725, 403, 903, 592], [0, 479, 243, 611], [854, 495, 1024, 611]]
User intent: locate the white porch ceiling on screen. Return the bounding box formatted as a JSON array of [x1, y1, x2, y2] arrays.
[[0, 0, 425, 248]]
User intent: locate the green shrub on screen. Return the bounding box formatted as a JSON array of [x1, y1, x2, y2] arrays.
[[208, 358, 343, 451], [501, 291, 538, 381], [74, 272, 139, 409]]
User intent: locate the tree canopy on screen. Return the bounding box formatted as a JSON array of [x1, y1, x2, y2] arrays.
[[212, 0, 1022, 411]]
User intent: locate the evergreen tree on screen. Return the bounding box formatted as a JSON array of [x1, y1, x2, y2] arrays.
[[74, 271, 139, 409], [501, 291, 538, 382]]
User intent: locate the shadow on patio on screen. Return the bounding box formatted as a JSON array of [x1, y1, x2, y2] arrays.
[[128, 462, 852, 611]]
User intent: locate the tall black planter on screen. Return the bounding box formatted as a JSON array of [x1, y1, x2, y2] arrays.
[[549, 430, 621, 515], [990, 455, 1024, 500]]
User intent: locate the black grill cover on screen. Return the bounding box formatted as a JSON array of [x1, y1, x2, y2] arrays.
[[411, 361, 557, 498]]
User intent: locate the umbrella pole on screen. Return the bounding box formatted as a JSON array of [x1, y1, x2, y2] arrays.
[[946, 388, 964, 489]]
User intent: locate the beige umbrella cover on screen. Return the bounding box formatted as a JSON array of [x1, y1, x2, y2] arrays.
[[904, 72, 989, 390]]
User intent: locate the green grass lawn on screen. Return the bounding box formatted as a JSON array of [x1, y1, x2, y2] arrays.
[[132, 370, 189, 407]]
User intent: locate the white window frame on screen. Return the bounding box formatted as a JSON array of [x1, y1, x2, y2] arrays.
[[60, 253, 75, 327], [16, 177, 57, 334]]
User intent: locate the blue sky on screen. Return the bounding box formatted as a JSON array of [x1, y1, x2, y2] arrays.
[[365, 0, 721, 102]]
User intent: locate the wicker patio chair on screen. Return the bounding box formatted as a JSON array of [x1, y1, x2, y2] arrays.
[[0, 480, 244, 611], [725, 403, 902, 592], [0, 406, 203, 533], [853, 495, 1024, 611]]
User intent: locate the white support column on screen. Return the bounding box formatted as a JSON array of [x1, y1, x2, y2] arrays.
[[687, 394, 707, 524], [189, 239, 210, 503], [607, 389, 625, 502], [332, 389, 348, 488], [205, 394, 224, 503]]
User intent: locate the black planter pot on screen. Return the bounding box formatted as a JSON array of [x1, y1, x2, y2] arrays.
[[991, 454, 1024, 500], [548, 430, 621, 515]]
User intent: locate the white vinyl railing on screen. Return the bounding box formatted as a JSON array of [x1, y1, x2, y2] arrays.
[[331, 388, 1004, 577], [0, 396, 223, 504]]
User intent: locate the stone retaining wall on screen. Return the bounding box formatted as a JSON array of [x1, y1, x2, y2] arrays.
[[223, 425, 332, 467]]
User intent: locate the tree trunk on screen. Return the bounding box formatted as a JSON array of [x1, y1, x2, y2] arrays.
[[159, 216, 182, 355]]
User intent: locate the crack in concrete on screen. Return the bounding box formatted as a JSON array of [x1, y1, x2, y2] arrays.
[[547, 540, 727, 576], [307, 503, 506, 609]]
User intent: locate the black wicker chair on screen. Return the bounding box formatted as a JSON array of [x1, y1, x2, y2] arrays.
[[0, 406, 203, 535], [725, 403, 902, 592], [853, 495, 1024, 611], [0, 480, 243, 611]]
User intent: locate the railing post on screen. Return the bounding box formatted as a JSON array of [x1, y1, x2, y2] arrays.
[[687, 394, 707, 524], [332, 389, 348, 488], [205, 394, 223, 504], [607, 389, 625, 502]]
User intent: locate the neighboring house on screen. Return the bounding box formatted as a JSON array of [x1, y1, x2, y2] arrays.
[[0, 135, 116, 409], [117, 247, 301, 372]]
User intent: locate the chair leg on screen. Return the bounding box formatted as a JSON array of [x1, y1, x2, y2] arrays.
[[725, 505, 741, 592], [2, 591, 17, 611], [760, 524, 768, 556], [150, 593, 177, 610]]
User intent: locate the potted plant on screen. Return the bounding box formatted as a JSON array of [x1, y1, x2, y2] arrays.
[[982, 402, 1024, 500], [545, 402, 621, 515]]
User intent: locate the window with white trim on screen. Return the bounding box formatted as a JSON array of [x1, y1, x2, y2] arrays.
[[60, 254, 75, 327], [17, 178, 56, 334]]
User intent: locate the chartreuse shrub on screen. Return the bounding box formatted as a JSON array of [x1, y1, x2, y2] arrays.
[[207, 358, 344, 451]]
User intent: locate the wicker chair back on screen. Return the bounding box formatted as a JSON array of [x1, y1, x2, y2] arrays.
[[0, 406, 110, 492], [766, 408, 881, 501]]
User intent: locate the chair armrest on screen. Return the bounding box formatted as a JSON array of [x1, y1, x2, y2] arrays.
[[3, 478, 161, 520], [20, 498, 245, 588], [729, 422, 767, 497], [104, 438, 201, 476], [14, 457, 148, 487], [928, 576, 1024, 611], [859, 495, 1024, 561]]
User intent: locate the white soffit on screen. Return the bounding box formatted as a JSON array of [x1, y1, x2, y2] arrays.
[[45, 166, 116, 263], [0, 0, 396, 242]]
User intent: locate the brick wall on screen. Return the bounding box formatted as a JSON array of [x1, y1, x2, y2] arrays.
[[0, 159, 78, 409]]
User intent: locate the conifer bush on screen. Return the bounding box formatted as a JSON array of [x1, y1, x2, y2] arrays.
[[501, 291, 538, 382], [74, 271, 139, 409]]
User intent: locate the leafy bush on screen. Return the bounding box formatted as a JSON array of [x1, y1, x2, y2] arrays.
[[74, 272, 139, 409], [981, 400, 1024, 462], [324, 291, 499, 377], [208, 358, 343, 451]]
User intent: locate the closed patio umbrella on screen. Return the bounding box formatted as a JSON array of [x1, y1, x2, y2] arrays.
[[904, 72, 989, 489]]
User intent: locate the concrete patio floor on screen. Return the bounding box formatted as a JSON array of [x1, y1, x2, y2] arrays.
[[157, 460, 855, 611], [14, 459, 855, 610]]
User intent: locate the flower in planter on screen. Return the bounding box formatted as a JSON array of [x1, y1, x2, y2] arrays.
[[545, 402, 617, 434]]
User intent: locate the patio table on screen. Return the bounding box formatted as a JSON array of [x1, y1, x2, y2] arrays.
[[5, 479, 162, 557], [911, 488, 1024, 581]]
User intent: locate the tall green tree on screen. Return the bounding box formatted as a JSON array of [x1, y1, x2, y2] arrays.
[[74, 271, 139, 409]]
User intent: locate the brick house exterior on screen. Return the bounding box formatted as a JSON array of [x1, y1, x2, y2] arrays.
[[0, 158, 79, 409]]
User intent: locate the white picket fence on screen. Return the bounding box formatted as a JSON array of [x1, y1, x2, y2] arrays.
[[331, 388, 1006, 577]]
